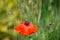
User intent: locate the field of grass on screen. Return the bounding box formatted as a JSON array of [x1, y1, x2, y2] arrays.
[[0, 0, 60, 40]]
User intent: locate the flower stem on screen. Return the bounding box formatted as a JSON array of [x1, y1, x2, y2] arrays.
[[24, 35, 29, 40]]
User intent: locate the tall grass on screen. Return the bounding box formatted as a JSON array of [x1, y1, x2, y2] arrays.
[[0, 0, 60, 40]]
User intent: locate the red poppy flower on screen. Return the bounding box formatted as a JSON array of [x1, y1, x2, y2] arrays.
[[14, 21, 37, 35]]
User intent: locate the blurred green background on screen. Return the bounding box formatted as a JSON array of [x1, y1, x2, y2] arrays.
[[0, 0, 60, 40]]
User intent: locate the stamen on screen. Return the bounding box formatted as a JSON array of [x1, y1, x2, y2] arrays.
[[24, 21, 29, 26]]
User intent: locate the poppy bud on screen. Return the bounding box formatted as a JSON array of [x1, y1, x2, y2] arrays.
[[14, 21, 37, 35]]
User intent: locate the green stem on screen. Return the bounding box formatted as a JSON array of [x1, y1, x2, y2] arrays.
[[23, 35, 29, 40]]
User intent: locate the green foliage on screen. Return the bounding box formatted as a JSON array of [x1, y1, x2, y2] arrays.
[[0, 0, 60, 40]]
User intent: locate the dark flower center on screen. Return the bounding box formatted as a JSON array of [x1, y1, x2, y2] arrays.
[[24, 21, 29, 26]]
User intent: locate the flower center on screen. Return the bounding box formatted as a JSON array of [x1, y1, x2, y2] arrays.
[[24, 21, 29, 26]]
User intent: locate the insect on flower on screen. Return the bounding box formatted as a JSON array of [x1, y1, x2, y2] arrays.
[[14, 20, 37, 35]]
